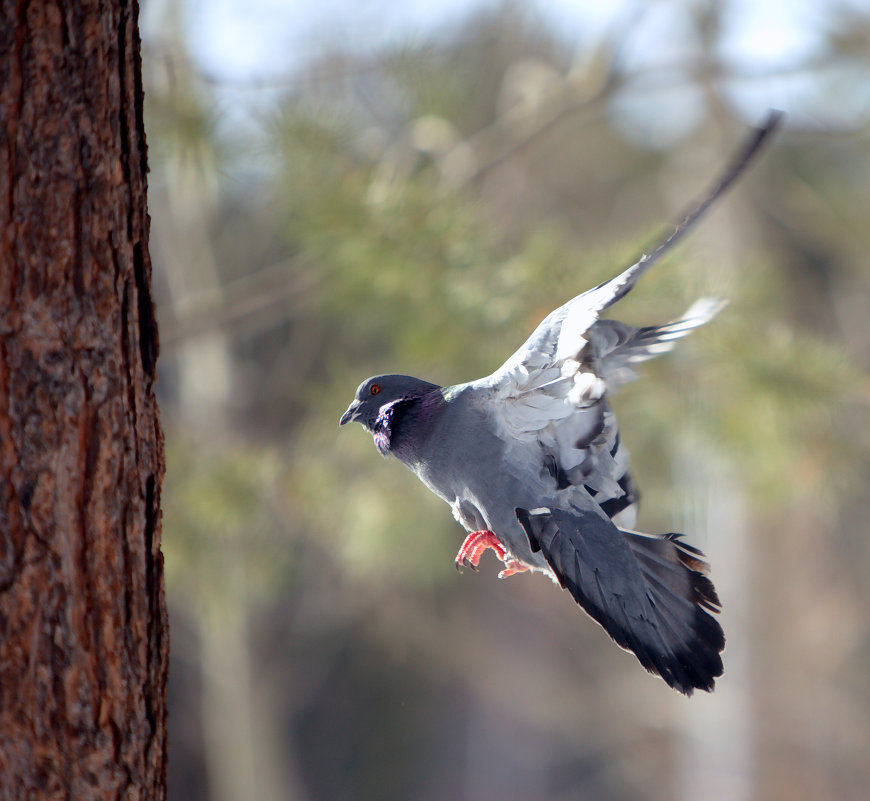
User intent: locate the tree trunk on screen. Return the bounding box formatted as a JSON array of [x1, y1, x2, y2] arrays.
[[0, 2, 168, 799]]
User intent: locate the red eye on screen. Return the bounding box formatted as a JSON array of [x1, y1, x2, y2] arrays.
[[370, 384, 381, 396]]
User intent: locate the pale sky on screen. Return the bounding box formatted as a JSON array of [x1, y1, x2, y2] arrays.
[[143, 0, 869, 139], [177, 0, 827, 79]]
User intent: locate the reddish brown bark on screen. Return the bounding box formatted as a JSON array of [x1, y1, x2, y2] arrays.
[[0, 1, 168, 799]]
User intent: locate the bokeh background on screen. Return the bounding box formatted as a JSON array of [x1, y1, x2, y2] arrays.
[[140, 1, 870, 799]]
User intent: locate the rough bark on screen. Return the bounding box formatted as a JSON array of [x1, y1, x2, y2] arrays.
[[0, 1, 168, 799]]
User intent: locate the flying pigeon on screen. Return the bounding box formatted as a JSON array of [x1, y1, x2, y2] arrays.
[[340, 112, 782, 694]]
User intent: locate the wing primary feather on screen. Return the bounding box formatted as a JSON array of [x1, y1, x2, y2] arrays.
[[600, 110, 784, 312]]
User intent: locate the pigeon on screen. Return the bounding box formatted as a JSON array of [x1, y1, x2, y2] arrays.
[[340, 112, 782, 694]]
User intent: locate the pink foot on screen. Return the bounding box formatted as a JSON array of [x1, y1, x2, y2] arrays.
[[497, 559, 528, 579], [454, 530, 529, 579]]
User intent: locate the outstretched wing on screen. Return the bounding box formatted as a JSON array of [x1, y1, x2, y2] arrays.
[[515, 503, 724, 694], [481, 110, 782, 404], [474, 113, 780, 498], [594, 296, 727, 389]]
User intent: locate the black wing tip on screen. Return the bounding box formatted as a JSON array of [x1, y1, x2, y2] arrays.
[[757, 108, 786, 136], [760, 108, 786, 131], [731, 109, 785, 176], [617, 109, 785, 302]]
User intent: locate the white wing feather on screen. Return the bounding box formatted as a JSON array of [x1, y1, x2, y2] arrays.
[[474, 283, 724, 503]]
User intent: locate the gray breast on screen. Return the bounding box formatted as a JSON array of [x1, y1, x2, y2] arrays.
[[414, 387, 554, 568]]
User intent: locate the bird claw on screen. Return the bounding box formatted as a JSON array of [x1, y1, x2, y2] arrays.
[[454, 530, 529, 578], [454, 557, 479, 573], [454, 530, 503, 572]]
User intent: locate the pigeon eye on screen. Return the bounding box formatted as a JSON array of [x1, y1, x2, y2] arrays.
[[370, 384, 381, 396]]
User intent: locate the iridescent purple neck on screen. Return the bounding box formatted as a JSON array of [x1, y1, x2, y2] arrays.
[[374, 389, 444, 462]]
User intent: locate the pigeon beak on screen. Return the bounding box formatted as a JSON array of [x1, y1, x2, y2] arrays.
[[339, 399, 362, 426]]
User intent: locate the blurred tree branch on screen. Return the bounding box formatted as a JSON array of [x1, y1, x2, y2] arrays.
[[159, 256, 317, 349]]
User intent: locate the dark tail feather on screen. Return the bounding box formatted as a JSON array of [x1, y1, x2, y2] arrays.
[[624, 531, 722, 613], [622, 530, 725, 689], [516, 506, 725, 695]]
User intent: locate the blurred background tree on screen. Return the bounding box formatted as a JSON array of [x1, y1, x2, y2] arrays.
[[142, 1, 870, 800]]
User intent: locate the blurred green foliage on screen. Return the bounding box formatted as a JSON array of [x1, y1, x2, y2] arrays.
[[145, 4, 870, 800]]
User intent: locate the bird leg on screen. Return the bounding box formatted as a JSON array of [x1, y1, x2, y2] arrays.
[[454, 530, 529, 579]]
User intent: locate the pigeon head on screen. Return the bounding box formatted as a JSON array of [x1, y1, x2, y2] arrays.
[[339, 375, 440, 432], [340, 374, 441, 441]]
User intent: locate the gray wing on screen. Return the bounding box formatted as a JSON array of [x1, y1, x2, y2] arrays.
[[515, 503, 724, 694], [480, 109, 782, 406], [472, 296, 725, 524], [491, 299, 722, 529], [473, 113, 782, 503], [593, 296, 727, 389]]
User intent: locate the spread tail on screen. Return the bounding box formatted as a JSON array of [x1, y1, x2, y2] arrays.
[[516, 504, 725, 694]]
